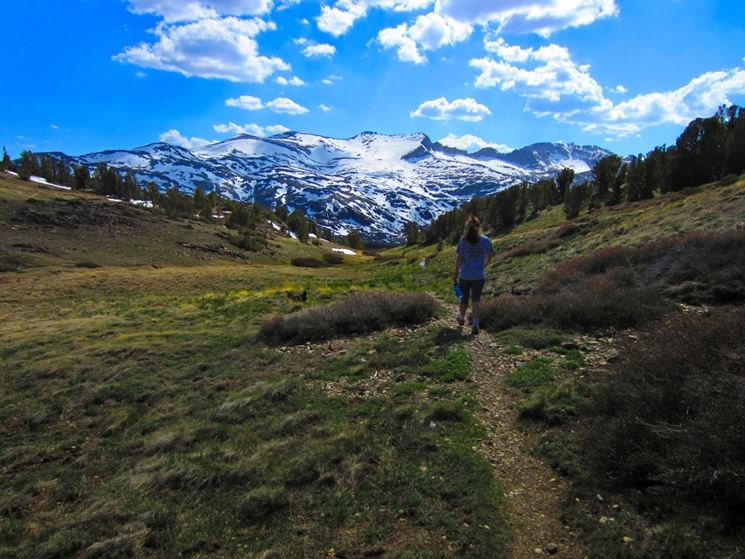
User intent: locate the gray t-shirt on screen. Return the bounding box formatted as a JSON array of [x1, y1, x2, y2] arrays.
[[457, 236, 494, 280]]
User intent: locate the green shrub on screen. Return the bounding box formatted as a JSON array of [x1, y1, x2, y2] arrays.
[[290, 257, 325, 268], [258, 291, 439, 345], [581, 308, 745, 513]]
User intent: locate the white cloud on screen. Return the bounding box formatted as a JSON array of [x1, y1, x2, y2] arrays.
[[266, 124, 291, 134], [438, 0, 618, 36], [276, 75, 306, 86], [317, 0, 434, 36], [225, 95, 309, 116], [319, 104, 333, 112], [160, 129, 215, 149], [317, 1, 368, 36], [212, 122, 290, 136], [378, 12, 471, 64], [322, 74, 343, 85], [135, 71, 148, 78], [589, 68, 745, 134], [225, 95, 264, 110], [266, 97, 309, 114], [213, 122, 266, 136], [410, 97, 491, 121], [438, 133, 512, 153], [127, 0, 273, 22], [115, 17, 289, 83], [471, 40, 606, 118], [473, 38, 745, 138], [302, 43, 337, 58], [50, 124, 60, 130]]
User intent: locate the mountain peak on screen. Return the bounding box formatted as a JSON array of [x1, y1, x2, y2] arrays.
[[47, 132, 614, 243]]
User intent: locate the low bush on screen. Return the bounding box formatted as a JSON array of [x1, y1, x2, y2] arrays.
[[580, 308, 745, 514], [290, 257, 325, 268], [322, 252, 344, 265], [258, 291, 439, 345], [481, 280, 670, 332], [502, 237, 559, 260], [483, 231, 745, 333], [228, 230, 265, 252], [75, 261, 101, 268]]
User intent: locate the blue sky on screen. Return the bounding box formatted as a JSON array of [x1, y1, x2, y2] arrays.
[[2, 0, 745, 158]]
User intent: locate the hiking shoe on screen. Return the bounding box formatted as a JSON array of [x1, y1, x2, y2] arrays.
[[456, 315, 465, 326], [471, 325, 480, 335]]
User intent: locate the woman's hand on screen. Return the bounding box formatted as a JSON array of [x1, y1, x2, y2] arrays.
[[452, 274, 459, 283]]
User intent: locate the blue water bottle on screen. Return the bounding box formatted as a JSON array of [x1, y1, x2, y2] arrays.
[[453, 282, 464, 301]]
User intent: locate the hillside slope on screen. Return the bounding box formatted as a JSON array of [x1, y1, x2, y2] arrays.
[[2, 175, 744, 559]]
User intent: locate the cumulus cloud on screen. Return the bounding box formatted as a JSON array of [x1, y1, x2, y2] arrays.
[[160, 129, 215, 149], [276, 75, 306, 86], [317, 0, 434, 36], [302, 43, 337, 58], [225, 95, 309, 115], [472, 38, 745, 137], [410, 97, 491, 121], [438, 133, 512, 153], [225, 95, 265, 110], [471, 39, 606, 117], [438, 0, 618, 36], [127, 0, 273, 22], [266, 97, 309, 114], [319, 104, 333, 112], [116, 17, 289, 82], [378, 12, 471, 64], [213, 122, 290, 136], [587, 68, 745, 134]]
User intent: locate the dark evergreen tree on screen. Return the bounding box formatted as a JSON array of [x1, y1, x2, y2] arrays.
[[556, 168, 575, 204], [275, 204, 288, 223], [38, 155, 55, 182], [725, 105, 745, 175], [146, 181, 160, 205], [54, 158, 71, 186], [19, 150, 37, 180], [563, 183, 587, 219], [72, 164, 90, 190], [625, 155, 647, 202], [1, 147, 12, 172], [405, 221, 419, 245], [591, 154, 624, 207], [287, 208, 309, 241], [345, 229, 365, 250]]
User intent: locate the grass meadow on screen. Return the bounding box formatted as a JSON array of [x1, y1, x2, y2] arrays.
[[2, 174, 745, 558]]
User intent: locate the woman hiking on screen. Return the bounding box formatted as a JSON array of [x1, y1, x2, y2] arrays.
[[453, 216, 494, 335]]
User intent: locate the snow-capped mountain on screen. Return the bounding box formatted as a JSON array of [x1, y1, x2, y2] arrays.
[[53, 132, 613, 244]]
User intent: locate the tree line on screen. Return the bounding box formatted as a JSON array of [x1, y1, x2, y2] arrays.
[[417, 104, 745, 243], [1, 150, 370, 249]]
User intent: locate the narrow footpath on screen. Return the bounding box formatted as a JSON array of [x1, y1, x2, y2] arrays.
[[464, 331, 587, 559]]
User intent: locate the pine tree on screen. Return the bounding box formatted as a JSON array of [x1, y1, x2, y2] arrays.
[[405, 221, 419, 246], [563, 184, 587, 219], [55, 159, 71, 186], [556, 168, 575, 204], [19, 150, 37, 181], [72, 165, 90, 190], [1, 147, 12, 172]]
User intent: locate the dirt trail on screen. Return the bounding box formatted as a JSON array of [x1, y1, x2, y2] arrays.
[[431, 308, 588, 559], [466, 333, 586, 559]]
